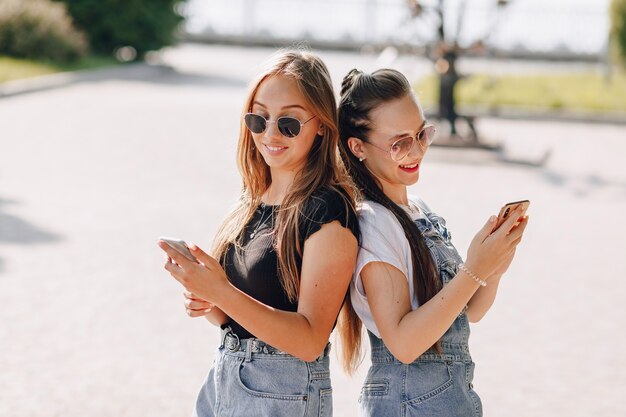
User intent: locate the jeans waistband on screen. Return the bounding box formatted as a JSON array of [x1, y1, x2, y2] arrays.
[[220, 326, 331, 360], [369, 332, 472, 363]]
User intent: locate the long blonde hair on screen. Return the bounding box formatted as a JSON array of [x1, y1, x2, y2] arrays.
[[212, 49, 357, 304]]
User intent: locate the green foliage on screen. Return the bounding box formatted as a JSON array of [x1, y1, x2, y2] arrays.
[[57, 0, 186, 59], [0, 0, 88, 62], [0, 55, 119, 83], [0, 56, 58, 83], [415, 71, 626, 113], [611, 0, 626, 65]]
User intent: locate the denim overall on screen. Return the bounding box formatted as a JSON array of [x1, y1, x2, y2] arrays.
[[193, 327, 333, 417], [358, 205, 483, 417]]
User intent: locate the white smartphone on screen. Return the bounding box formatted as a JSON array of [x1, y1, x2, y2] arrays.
[[159, 236, 197, 262]]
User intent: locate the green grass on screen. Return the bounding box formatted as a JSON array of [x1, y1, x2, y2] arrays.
[[415, 70, 626, 113], [0, 55, 120, 84]]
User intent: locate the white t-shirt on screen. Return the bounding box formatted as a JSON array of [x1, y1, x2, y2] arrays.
[[350, 196, 429, 338]]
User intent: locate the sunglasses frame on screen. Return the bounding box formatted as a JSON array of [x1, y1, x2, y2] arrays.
[[363, 122, 436, 162], [244, 113, 316, 138]]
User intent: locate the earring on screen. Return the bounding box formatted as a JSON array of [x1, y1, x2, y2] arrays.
[[359, 157, 365, 162]]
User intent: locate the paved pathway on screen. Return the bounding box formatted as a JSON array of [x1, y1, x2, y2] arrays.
[[1, 44, 625, 417]]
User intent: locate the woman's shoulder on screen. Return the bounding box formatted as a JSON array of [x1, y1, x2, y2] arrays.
[[301, 185, 357, 220], [358, 199, 387, 217], [358, 200, 403, 231], [307, 184, 351, 206], [357, 200, 410, 255], [299, 185, 359, 240]]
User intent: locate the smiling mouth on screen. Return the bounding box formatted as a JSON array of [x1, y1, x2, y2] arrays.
[[263, 144, 288, 152], [399, 162, 419, 169]]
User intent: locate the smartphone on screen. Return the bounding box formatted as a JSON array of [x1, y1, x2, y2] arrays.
[[494, 200, 530, 230], [159, 236, 197, 262]]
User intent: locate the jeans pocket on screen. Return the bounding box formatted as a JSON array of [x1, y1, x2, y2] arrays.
[[401, 362, 454, 414], [358, 378, 391, 417], [361, 378, 389, 397], [360, 378, 390, 399], [235, 358, 308, 401]]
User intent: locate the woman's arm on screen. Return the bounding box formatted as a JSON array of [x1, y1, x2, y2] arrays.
[[181, 291, 230, 326], [465, 223, 523, 322], [169, 261, 231, 326], [363, 210, 528, 364], [362, 261, 481, 364], [160, 221, 358, 362], [465, 274, 502, 323], [203, 308, 230, 326]]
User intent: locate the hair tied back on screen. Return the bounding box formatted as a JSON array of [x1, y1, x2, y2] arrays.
[[340, 68, 363, 97]]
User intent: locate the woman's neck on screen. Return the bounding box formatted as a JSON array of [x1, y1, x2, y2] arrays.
[[263, 168, 297, 205], [380, 181, 410, 207]]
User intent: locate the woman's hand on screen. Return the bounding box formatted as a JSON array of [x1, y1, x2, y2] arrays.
[[158, 241, 229, 304], [465, 206, 529, 282], [183, 291, 215, 318]]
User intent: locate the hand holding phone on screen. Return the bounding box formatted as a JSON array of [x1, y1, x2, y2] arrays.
[[158, 236, 197, 262], [494, 200, 530, 231]]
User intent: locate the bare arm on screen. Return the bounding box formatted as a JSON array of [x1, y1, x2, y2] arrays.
[[160, 221, 358, 362], [362, 261, 481, 364], [362, 209, 529, 364], [168, 257, 231, 325], [465, 274, 502, 322], [465, 219, 525, 322], [213, 221, 357, 361], [203, 308, 230, 326]]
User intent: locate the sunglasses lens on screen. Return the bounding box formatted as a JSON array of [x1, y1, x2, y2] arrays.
[[244, 114, 266, 134], [391, 137, 414, 161], [277, 117, 301, 138], [418, 126, 435, 146]]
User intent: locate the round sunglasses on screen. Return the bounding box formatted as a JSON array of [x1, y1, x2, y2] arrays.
[[244, 113, 316, 138], [364, 124, 436, 161]]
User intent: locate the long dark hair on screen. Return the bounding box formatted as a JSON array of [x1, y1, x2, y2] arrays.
[[336, 68, 441, 373]]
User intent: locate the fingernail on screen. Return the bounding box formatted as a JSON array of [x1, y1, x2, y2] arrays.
[[189, 243, 197, 251], [489, 215, 496, 223]]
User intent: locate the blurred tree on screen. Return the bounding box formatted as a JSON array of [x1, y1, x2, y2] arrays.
[[56, 0, 187, 59], [407, 0, 511, 145], [611, 0, 626, 65], [0, 0, 88, 62]]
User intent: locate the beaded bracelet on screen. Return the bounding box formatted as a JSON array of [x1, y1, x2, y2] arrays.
[[458, 263, 487, 287]]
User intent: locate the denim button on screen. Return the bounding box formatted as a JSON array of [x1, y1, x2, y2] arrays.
[[468, 382, 474, 389]]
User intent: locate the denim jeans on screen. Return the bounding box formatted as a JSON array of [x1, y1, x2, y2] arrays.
[[193, 332, 333, 417], [358, 205, 483, 417]]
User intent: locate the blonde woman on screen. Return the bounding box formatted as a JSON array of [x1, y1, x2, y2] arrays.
[[336, 68, 528, 417], [158, 51, 359, 417]]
